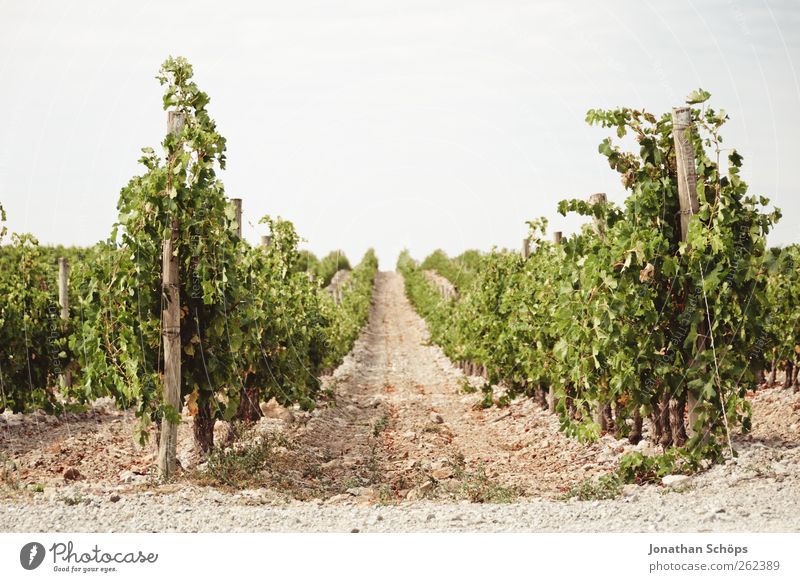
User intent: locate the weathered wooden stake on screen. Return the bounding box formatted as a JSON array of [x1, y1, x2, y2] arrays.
[[588, 193, 607, 239], [672, 108, 700, 241], [261, 235, 272, 249], [158, 219, 181, 479], [672, 106, 703, 439], [231, 198, 242, 238], [230, 198, 259, 422], [548, 231, 563, 413], [521, 237, 531, 260], [58, 257, 71, 388], [158, 110, 185, 480], [58, 258, 69, 319], [588, 193, 609, 429]]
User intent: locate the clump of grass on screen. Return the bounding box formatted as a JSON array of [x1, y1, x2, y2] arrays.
[[372, 413, 389, 437], [366, 442, 382, 485], [618, 449, 707, 485], [319, 380, 338, 402], [342, 476, 363, 490], [562, 473, 622, 501], [458, 377, 478, 394], [562, 447, 711, 501], [455, 463, 521, 503], [0, 453, 20, 491], [60, 493, 86, 506], [202, 435, 282, 489], [376, 484, 397, 505]]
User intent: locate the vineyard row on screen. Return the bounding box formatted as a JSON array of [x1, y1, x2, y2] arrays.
[[0, 57, 378, 477], [398, 92, 799, 480]]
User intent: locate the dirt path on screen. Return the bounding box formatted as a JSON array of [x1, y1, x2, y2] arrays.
[[272, 271, 623, 502]]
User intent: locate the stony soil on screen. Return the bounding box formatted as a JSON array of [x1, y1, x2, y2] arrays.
[[1, 272, 799, 532]]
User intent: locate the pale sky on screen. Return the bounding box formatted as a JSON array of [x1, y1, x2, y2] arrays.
[[1, 0, 798, 267]]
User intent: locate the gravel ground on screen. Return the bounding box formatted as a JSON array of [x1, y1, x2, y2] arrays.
[[1, 450, 799, 532], [2, 434, 799, 532], [1, 272, 799, 532]]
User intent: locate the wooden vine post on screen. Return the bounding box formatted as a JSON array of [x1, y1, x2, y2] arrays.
[[231, 198, 242, 238], [261, 235, 272, 248], [57, 257, 71, 388], [231, 197, 259, 422], [672, 108, 699, 243], [548, 231, 563, 413], [587, 193, 614, 431], [588, 193, 607, 239], [672, 106, 702, 439], [158, 110, 185, 480], [521, 237, 531, 260]]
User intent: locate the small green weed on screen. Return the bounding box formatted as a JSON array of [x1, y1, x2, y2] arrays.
[[0, 453, 20, 491], [618, 448, 707, 485], [372, 413, 389, 437], [61, 493, 86, 506], [202, 436, 281, 489], [563, 473, 622, 501], [457, 464, 520, 503]]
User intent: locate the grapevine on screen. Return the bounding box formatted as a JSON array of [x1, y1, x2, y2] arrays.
[[399, 91, 785, 466]]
